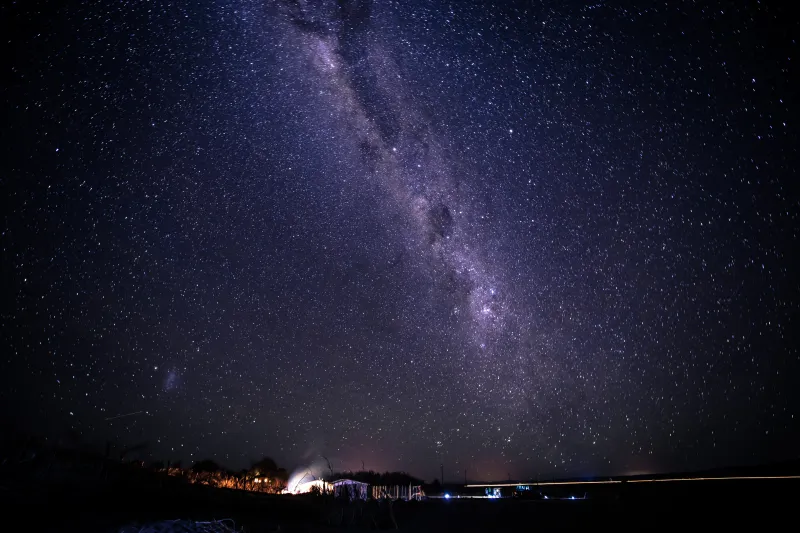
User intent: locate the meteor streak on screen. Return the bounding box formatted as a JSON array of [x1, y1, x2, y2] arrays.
[[105, 411, 145, 421]]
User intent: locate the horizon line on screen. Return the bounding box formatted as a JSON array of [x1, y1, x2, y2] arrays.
[[465, 475, 800, 488]]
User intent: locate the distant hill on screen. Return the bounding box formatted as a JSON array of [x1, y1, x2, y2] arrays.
[[471, 459, 800, 486], [625, 459, 800, 480]]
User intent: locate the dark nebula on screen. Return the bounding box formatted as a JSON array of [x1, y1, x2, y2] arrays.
[[429, 203, 453, 243]]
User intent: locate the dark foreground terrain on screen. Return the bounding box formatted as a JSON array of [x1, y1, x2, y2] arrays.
[[2, 447, 798, 532], [3, 473, 799, 532]]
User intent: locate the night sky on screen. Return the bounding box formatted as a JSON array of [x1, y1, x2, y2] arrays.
[[2, 0, 798, 482]]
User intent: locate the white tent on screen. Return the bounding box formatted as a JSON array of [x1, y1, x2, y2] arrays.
[[332, 479, 369, 500]]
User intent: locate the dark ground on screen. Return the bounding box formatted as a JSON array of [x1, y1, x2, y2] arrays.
[[4, 475, 798, 532]]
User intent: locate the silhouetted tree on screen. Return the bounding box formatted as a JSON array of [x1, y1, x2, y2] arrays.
[[248, 456, 288, 492], [119, 442, 148, 461], [192, 459, 222, 473], [275, 467, 288, 483], [250, 457, 279, 475], [322, 455, 334, 478]]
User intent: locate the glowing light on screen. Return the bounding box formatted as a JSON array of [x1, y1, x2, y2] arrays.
[[444, 493, 451, 499], [284, 478, 331, 495], [466, 474, 800, 489], [626, 475, 800, 483]]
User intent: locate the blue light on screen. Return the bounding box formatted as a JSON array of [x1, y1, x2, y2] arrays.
[[444, 493, 451, 499], [570, 496, 575, 500]]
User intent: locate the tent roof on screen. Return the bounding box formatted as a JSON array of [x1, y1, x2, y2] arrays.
[[332, 478, 368, 486]]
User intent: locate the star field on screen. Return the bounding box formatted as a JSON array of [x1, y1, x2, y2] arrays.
[[2, 0, 798, 481]]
